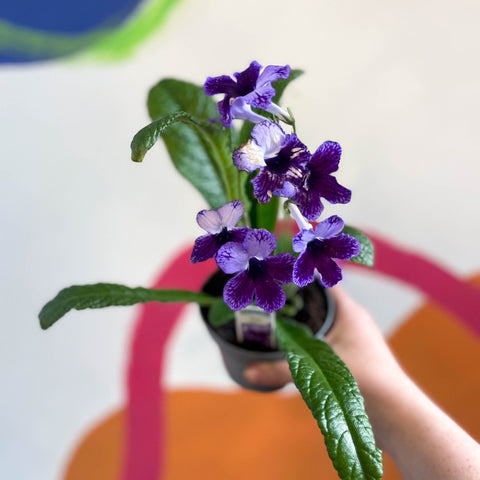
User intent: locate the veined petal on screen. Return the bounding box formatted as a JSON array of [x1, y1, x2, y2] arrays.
[[257, 64, 291, 86], [196, 209, 222, 234], [310, 141, 342, 174], [254, 277, 286, 313], [309, 174, 352, 205], [217, 200, 244, 228], [292, 228, 317, 253], [223, 271, 255, 311], [243, 83, 276, 109], [293, 188, 324, 222], [314, 255, 343, 288], [273, 181, 296, 198], [293, 250, 316, 287], [244, 229, 276, 259], [233, 140, 266, 173], [323, 234, 361, 260], [216, 242, 249, 273], [252, 169, 286, 203], [229, 227, 250, 243], [218, 96, 233, 127], [314, 215, 345, 239], [190, 234, 219, 263], [203, 75, 238, 96], [263, 253, 295, 284], [251, 121, 286, 159], [233, 61, 262, 89]]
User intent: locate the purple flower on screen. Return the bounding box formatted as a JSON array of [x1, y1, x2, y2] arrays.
[[292, 141, 352, 222], [204, 61, 291, 127], [216, 229, 295, 313], [191, 200, 249, 263], [233, 121, 310, 203], [292, 215, 361, 288]]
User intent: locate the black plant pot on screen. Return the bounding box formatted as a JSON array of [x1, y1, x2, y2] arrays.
[[200, 270, 335, 392]]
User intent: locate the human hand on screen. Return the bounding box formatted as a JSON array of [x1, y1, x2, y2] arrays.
[[244, 285, 405, 395]]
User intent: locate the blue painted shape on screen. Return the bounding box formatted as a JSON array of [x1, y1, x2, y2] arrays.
[[0, 0, 143, 62]]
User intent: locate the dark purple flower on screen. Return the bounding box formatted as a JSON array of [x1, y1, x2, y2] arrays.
[[204, 61, 291, 127], [292, 141, 352, 222], [233, 121, 310, 203], [191, 200, 249, 263], [292, 215, 361, 288], [216, 229, 295, 313]]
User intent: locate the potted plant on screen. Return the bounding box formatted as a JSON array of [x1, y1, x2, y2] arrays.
[[39, 61, 382, 480]]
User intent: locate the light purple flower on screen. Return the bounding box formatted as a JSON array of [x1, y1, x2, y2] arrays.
[[233, 121, 310, 203], [191, 200, 249, 263], [204, 61, 291, 127], [216, 229, 295, 313], [292, 215, 361, 288], [292, 141, 352, 222]]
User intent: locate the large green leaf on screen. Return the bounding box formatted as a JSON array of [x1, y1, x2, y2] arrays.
[[343, 226, 375, 267], [143, 78, 244, 209], [276, 318, 383, 480], [39, 283, 217, 330]]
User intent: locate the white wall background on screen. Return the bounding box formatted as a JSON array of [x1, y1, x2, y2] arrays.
[[1, 0, 479, 478]]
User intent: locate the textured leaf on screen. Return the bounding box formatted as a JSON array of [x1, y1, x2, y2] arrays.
[[342, 226, 375, 267], [145, 78, 245, 209], [39, 283, 216, 330], [276, 318, 383, 480]]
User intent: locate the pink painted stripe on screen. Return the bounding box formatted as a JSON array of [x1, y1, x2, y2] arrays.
[[122, 246, 216, 480], [347, 231, 480, 336]]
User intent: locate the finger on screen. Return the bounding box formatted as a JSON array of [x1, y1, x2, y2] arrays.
[[243, 361, 292, 386]]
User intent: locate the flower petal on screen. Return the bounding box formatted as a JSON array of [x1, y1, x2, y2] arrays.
[[293, 188, 324, 222], [196, 208, 222, 234], [233, 140, 266, 173], [204, 75, 238, 96], [310, 141, 342, 174], [314, 215, 345, 239], [314, 255, 343, 288], [254, 277, 286, 313], [190, 234, 219, 263], [229, 226, 250, 243], [252, 169, 286, 203], [292, 228, 317, 253], [293, 250, 316, 287], [263, 253, 295, 284], [233, 61, 262, 90], [243, 83, 276, 109], [244, 229, 276, 259], [230, 98, 268, 124], [323, 234, 361, 260], [217, 200, 244, 228], [250, 121, 286, 159], [257, 64, 291, 86], [216, 242, 249, 273], [309, 174, 352, 205], [223, 271, 255, 311]]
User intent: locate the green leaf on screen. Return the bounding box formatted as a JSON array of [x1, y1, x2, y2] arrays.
[[142, 78, 246, 209], [276, 318, 383, 480], [39, 283, 217, 330], [342, 226, 375, 267], [208, 298, 234, 327]]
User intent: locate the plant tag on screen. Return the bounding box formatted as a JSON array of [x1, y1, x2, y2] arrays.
[[235, 306, 276, 349]]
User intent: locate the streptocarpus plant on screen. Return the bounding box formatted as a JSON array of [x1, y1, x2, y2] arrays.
[[39, 61, 382, 480]]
